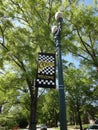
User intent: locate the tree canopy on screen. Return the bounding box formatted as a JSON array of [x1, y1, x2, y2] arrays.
[[0, 0, 98, 130]]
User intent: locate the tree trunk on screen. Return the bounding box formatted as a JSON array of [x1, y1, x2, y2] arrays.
[[27, 79, 38, 130], [76, 100, 83, 130], [0, 106, 2, 113], [29, 87, 38, 130]]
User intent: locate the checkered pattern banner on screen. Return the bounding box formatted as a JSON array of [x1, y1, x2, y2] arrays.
[[35, 53, 56, 88]]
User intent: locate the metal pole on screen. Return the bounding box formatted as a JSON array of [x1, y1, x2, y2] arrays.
[[54, 15, 67, 130]]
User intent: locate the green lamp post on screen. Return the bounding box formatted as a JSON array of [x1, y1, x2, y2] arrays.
[[52, 11, 67, 130]]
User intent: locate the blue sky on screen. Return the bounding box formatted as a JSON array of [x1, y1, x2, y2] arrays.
[[64, 54, 80, 68], [82, 0, 94, 5]]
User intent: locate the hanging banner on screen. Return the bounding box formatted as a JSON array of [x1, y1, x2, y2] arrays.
[[35, 53, 56, 88]]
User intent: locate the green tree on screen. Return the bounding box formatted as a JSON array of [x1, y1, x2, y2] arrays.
[[61, 0, 98, 71], [37, 89, 59, 127], [0, 0, 98, 130], [0, 71, 29, 128], [0, 0, 61, 129], [64, 66, 98, 130]]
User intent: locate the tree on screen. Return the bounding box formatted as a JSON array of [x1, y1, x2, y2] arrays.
[[0, 71, 29, 128], [64, 65, 98, 130], [0, 0, 98, 130], [37, 89, 59, 127], [0, 0, 61, 129], [61, 0, 98, 71]]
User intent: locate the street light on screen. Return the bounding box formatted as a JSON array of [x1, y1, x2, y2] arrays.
[[52, 11, 67, 130]]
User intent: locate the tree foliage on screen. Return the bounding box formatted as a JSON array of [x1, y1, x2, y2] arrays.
[[37, 89, 59, 127], [61, 0, 98, 71], [64, 65, 98, 129], [0, 0, 98, 129]]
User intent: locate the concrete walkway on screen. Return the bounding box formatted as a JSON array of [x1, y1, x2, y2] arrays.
[[37, 128, 57, 130]]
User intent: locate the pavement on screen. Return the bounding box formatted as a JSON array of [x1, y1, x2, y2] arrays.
[[23, 128, 57, 130], [37, 128, 57, 130], [23, 127, 80, 130]]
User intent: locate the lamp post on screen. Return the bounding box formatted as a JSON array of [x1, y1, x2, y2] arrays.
[[52, 12, 67, 130]]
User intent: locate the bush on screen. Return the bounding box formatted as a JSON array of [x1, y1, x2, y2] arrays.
[[16, 116, 28, 128]]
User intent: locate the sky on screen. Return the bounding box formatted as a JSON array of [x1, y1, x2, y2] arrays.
[[82, 0, 94, 5], [64, 54, 80, 68]]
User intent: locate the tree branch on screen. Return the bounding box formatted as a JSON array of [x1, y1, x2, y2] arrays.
[[76, 27, 98, 65], [68, 48, 91, 61]]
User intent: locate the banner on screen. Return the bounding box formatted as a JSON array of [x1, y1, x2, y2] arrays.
[[35, 53, 56, 88]]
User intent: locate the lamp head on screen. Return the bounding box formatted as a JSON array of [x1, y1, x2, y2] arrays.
[[55, 11, 63, 22], [51, 25, 58, 34]]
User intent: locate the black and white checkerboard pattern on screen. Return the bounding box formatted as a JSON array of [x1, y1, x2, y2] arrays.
[[36, 79, 55, 85], [36, 53, 56, 88], [41, 66, 55, 75], [38, 54, 55, 75], [38, 54, 55, 62]]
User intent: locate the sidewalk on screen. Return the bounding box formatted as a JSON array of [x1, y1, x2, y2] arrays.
[[37, 128, 57, 130], [23, 128, 57, 130]]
